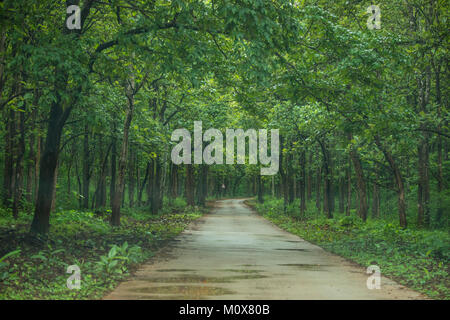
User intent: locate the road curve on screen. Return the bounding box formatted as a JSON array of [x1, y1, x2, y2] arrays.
[[104, 199, 425, 300]]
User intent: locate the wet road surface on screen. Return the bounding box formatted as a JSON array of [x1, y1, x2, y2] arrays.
[[104, 199, 425, 300]]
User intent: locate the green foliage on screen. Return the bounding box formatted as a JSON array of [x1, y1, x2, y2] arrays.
[[0, 204, 205, 299], [0, 0, 448, 301], [0, 250, 21, 283], [251, 198, 450, 299], [96, 242, 142, 276]]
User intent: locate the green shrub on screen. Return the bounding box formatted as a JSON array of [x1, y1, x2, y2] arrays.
[[96, 242, 142, 277], [249, 198, 450, 299], [0, 250, 21, 283]]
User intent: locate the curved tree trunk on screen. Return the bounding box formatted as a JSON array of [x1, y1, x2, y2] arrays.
[[30, 98, 70, 234], [375, 136, 407, 228]]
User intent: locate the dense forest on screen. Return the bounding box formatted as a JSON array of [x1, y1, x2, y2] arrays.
[[0, 0, 448, 300]]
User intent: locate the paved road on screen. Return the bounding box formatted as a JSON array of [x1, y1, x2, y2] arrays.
[[104, 199, 425, 300]]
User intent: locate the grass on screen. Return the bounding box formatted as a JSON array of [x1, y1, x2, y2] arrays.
[[0, 197, 204, 300], [248, 197, 450, 300]]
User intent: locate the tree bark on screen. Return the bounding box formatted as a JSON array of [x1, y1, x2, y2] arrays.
[[318, 139, 332, 218], [197, 165, 208, 207], [109, 132, 117, 208], [307, 151, 312, 200], [432, 59, 444, 223], [417, 68, 431, 227], [315, 164, 321, 212], [94, 141, 111, 209], [185, 164, 195, 206], [170, 163, 178, 200], [12, 111, 25, 219], [338, 175, 345, 214], [111, 77, 134, 226], [374, 136, 407, 228], [346, 156, 352, 216], [30, 98, 70, 234], [3, 108, 15, 207], [299, 149, 306, 217], [82, 124, 90, 209], [151, 157, 162, 214], [128, 148, 135, 208], [26, 106, 38, 203], [348, 134, 367, 221], [257, 173, 263, 203], [371, 182, 380, 218], [138, 161, 150, 206]]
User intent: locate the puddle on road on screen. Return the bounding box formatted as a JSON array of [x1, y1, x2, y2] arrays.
[[255, 234, 286, 239], [278, 263, 328, 270], [136, 274, 267, 283], [132, 285, 234, 297], [275, 248, 309, 252], [156, 269, 195, 272], [221, 269, 262, 274]]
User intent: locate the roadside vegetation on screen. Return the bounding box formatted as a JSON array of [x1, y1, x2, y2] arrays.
[[248, 198, 449, 300], [0, 198, 203, 300]]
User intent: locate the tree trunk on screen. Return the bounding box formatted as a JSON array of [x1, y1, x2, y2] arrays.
[[26, 107, 37, 203], [299, 149, 306, 217], [34, 136, 42, 203], [151, 157, 162, 214], [348, 134, 367, 221], [109, 133, 116, 208], [279, 137, 288, 212], [94, 141, 111, 209], [346, 156, 352, 216], [138, 161, 150, 206], [375, 136, 407, 228], [146, 160, 154, 206], [318, 139, 332, 218], [315, 164, 321, 212], [51, 164, 58, 212], [3, 108, 15, 207], [338, 175, 345, 214], [257, 173, 263, 203], [417, 68, 431, 227], [111, 78, 134, 226], [271, 175, 275, 198], [287, 153, 295, 204], [128, 148, 135, 208], [185, 164, 195, 206], [12, 111, 25, 219], [329, 147, 335, 213], [30, 98, 69, 234], [307, 152, 312, 200], [433, 59, 444, 223], [197, 165, 208, 207], [371, 182, 380, 218], [170, 163, 178, 200], [82, 124, 90, 209]]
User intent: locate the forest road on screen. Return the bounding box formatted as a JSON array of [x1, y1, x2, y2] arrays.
[[104, 199, 426, 300]]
